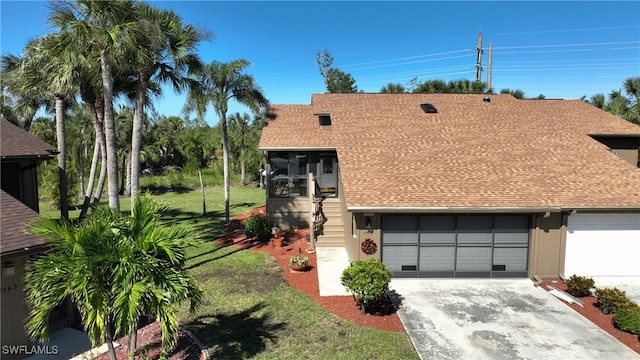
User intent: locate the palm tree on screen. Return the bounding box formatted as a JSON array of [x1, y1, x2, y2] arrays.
[[180, 129, 210, 215], [228, 112, 253, 185], [25, 193, 202, 359], [380, 82, 405, 93], [184, 59, 269, 222], [2, 34, 76, 219], [49, 0, 142, 210], [127, 4, 204, 209]]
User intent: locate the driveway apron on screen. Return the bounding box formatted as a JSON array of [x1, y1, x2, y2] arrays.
[[390, 279, 640, 360]]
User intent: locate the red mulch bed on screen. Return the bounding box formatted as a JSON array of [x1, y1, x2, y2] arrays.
[[94, 322, 202, 360], [540, 279, 640, 355]]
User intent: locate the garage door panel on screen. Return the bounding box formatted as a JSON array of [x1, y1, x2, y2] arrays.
[[495, 216, 529, 244], [457, 216, 492, 244], [566, 214, 640, 276], [383, 246, 418, 272], [419, 247, 455, 271], [493, 247, 527, 272], [383, 216, 418, 244], [456, 247, 491, 272], [419, 216, 455, 244]]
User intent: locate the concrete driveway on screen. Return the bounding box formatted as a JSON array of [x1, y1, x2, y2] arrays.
[[390, 279, 640, 360]]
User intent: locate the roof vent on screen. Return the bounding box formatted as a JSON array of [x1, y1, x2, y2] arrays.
[[420, 103, 438, 113], [483, 96, 491, 102]]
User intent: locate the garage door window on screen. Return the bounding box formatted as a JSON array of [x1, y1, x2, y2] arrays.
[[382, 215, 530, 278]]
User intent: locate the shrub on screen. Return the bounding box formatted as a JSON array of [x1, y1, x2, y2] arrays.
[[614, 306, 640, 335], [244, 214, 274, 242], [341, 259, 392, 313], [564, 275, 594, 298], [594, 287, 638, 315]]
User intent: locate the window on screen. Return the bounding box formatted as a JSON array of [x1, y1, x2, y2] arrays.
[[268, 152, 308, 197]]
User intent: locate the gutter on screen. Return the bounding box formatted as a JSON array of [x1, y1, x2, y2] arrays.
[[347, 206, 563, 213], [258, 146, 337, 151], [347, 205, 640, 213]]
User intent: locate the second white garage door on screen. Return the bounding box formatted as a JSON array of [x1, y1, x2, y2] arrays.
[[565, 213, 640, 277]]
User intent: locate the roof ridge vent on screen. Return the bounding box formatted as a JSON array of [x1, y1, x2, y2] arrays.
[[420, 103, 438, 113]]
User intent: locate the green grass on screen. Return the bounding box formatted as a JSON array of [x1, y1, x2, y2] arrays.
[[39, 184, 418, 359]]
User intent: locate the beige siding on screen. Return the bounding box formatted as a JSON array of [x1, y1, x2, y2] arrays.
[[529, 212, 566, 279], [267, 198, 310, 229], [351, 213, 382, 262], [1, 255, 30, 356]]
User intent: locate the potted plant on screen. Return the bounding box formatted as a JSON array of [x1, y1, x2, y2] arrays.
[[289, 255, 309, 271], [271, 227, 285, 248]]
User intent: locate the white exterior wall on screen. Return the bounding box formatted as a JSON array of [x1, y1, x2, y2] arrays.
[[565, 213, 640, 276]]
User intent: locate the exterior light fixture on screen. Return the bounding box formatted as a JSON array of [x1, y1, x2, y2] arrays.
[[366, 217, 373, 233]]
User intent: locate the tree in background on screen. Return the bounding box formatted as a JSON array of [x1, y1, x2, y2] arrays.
[[127, 3, 205, 210], [499, 88, 525, 99], [380, 83, 406, 93], [180, 127, 211, 215], [583, 77, 640, 125], [50, 0, 142, 211], [316, 49, 359, 93], [184, 58, 269, 223], [2, 34, 78, 219]]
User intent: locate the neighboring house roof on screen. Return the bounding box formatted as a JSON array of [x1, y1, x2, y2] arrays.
[[260, 93, 640, 211], [1, 120, 57, 160], [0, 190, 46, 256]]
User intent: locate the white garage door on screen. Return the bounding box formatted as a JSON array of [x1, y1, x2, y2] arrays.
[[565, 213, 640, 276]]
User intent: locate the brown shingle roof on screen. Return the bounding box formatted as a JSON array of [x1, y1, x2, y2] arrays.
[[0, 190, 45, 255], [1, 120, 56, 159], [260, 93, 640, 210]]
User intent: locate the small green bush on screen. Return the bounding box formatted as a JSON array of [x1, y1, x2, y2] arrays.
[[341, 259, 392, 313], [594, 287, 638, 315], [244, 214, 274, 242], [565, 274, 595, 298], [614, 306, 640, 335]]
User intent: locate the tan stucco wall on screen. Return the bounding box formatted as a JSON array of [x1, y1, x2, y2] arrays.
[[529, 212, 566, 279], [1, 255, 30, 357]]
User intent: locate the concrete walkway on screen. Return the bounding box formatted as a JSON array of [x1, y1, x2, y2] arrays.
[[315, 247, 351, 296], [390, 279, 640, 360]]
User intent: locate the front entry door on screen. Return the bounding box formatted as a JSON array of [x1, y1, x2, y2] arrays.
[[317, 154, 337, 197]]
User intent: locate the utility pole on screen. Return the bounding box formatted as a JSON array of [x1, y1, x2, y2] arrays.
[[487, 44, 493, 90], [475, 32, 483, 82]]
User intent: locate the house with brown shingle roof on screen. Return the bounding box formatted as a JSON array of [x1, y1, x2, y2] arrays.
[[259, 93, 640, 279], [1, 120, 57, 354]]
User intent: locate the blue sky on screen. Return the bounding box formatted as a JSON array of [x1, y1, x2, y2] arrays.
[[2, 1, 639, 125]]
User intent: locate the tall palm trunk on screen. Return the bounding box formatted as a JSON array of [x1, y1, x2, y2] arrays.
[[221, 113, 230, 223], [99, 49, 120, 210], [198, 165, 206, 215], [93, 101, 108, 207], [130, 76, 148, 209], [79, 102, 104, 220], [55, 95, 69, 219]]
